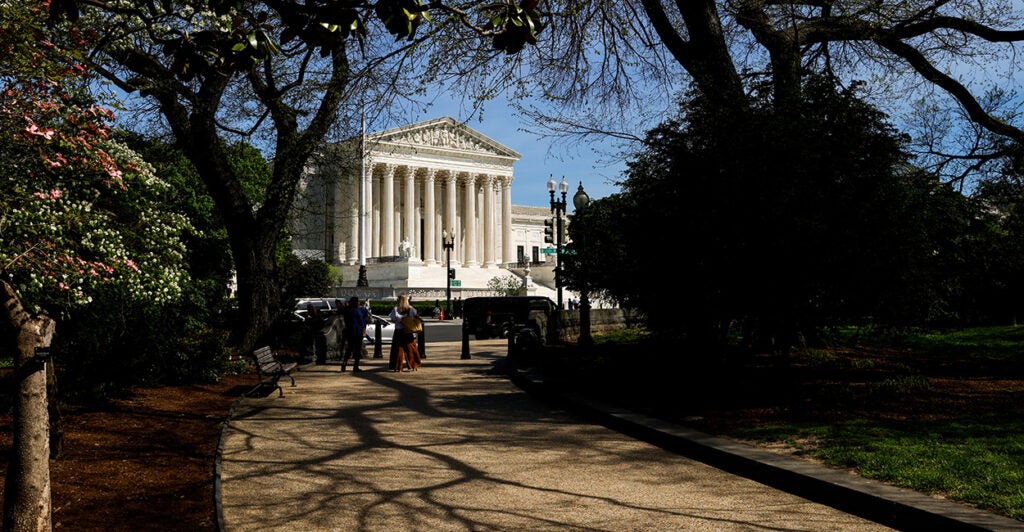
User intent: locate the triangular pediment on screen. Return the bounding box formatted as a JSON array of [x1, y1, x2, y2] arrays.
[[367, 117, 521, 160]]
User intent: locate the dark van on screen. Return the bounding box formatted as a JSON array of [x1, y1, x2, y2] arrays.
[[462, 296, 556, 340]]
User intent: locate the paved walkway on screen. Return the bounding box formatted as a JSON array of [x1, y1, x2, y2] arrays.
[[216, 340, 1021, 531]]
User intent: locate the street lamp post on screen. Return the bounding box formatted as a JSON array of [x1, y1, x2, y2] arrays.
[[547, 175, 569, 309], [572, 182, 592, 346], [442, 229, 455, 320]]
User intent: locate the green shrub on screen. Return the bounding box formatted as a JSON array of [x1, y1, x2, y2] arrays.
[[54, 282, 232, 404]]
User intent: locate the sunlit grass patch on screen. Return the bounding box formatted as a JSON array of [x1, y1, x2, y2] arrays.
[[733, 416, 1024, 520]]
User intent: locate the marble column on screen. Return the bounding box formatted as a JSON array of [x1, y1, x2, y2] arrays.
[[446, 172, 459, 266], [482, 174, 496, 267], [347, 174, 359, 264], [364, 161, 375, 260], [404, 166, 416, 258], [501, 176, 513, 265], [463, 174, 478, 267], [424, 169, 437, 265], [371, 169, 380, 259], [382, 164, 395, 256]]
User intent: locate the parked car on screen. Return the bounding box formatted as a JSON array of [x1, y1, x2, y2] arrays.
[[294, 297, 338, 318], [462, 296, 556, 340], [289, 299, 394, 344]]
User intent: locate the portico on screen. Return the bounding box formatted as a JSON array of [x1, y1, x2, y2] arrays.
[[290, 116, 548, 296]]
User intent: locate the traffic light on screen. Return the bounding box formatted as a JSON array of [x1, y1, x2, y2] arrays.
[[543, 218, 554, 243], [448, 268, 456, 279], [561, 221, 570, 243]]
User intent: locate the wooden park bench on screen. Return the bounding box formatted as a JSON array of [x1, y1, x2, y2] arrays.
[[248, 346, 297, 398]]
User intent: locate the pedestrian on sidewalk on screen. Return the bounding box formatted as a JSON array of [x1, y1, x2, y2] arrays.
[[341, 296, 368, 372], [388, 293, 421, 372]]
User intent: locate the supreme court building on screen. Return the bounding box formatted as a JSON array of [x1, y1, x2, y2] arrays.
[[289, 116, 559, 299]]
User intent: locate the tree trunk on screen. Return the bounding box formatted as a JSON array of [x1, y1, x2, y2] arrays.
[[113, 42, 351, 354], [1, 281, 55, 532], [230, 231, 281, 352]]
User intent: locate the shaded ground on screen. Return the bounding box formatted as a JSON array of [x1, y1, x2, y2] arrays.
[[546, 342, 1024, 437], [0, 373, 255, 531], [0, 342, 1021, 530]]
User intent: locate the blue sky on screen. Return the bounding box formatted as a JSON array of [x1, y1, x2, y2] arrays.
[[385, 95, 632, 212], [113, 85, 629, 211]]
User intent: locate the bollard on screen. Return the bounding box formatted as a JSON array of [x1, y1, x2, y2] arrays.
[[461, 323, 471, 359], [373, 321, 383, 359]]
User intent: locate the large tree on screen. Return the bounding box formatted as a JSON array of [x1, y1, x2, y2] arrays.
[[490, 1, 1023, 186], [569, 78, 976, 355], [51, 0, 545, 352], [51, 0, 1023, 348], [1, 4, 193, 529]]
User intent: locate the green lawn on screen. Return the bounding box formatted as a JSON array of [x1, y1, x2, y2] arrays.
[[553, 325, 1024, 522], [729, 325, 1024, 521], [734, 415, 1024, 520]]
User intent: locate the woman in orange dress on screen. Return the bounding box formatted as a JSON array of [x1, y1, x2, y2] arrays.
[[388, 293, 421, 371]]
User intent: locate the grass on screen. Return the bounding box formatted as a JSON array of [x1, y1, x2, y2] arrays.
[[547, 324, 1024, 522], [734, 416, 1024, 520], [728, 325, 1024, 521], [838, 324, 1024, 360]]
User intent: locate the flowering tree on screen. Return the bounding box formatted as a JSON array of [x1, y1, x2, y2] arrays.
[[0, 3, 192, 528]]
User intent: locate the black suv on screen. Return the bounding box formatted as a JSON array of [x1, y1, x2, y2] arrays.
[[462, 296, 556, 340]]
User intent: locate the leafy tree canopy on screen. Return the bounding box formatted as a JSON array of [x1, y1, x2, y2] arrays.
[[575, 75, 980, 352], [1, 2, 193, 319]]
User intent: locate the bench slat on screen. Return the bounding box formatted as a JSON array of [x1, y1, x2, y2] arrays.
[[247, 346, 297, 397]]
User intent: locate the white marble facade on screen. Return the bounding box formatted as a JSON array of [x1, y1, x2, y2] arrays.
[[290, 117, 553, 292]]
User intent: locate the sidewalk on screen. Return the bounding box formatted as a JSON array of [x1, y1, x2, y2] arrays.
[[216, 340, 1021, 531]]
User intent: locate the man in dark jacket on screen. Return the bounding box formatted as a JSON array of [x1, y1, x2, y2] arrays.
[[341, 296, 368, 372]]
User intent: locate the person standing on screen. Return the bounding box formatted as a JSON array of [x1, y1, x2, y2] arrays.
[[388, 293, 421, 372], [341, 296, 368, 372]]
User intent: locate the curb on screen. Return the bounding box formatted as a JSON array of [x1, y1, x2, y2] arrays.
[[214, 394, 244, 532], [507, 367, 1023, 532]]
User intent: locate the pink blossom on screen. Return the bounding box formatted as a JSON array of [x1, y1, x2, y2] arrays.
[[44, 154, 67, 167], [125, 259, 139, 272], [32, 189, 63, 199], [24, 119, 56, 139]]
